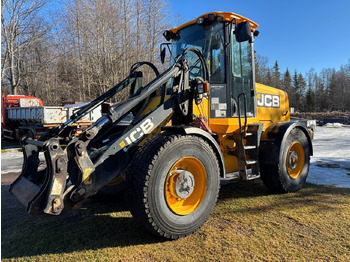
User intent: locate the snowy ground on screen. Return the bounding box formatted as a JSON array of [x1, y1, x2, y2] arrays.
[[1, 150, 44, 175], [1, 150, 24, 175], [307, 125, 350, 188], [1, 126, 350, 188]]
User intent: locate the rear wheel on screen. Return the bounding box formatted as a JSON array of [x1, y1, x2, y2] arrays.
[[127, 134, 220, 239], [260, 128, 310, 193]]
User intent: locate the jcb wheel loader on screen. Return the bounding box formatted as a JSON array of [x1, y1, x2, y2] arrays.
[[10, 11, 313, 239]]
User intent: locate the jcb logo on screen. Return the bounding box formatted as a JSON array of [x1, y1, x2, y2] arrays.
[[119, 118, 154, 148], [257, 93, 280, 108]]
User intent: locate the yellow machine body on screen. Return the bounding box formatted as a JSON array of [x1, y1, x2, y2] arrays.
[[192, 83, 290, 174]]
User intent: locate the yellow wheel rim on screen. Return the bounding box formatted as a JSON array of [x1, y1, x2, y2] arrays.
[[287, 142, 305, 179], [165, 157, 207, 215]]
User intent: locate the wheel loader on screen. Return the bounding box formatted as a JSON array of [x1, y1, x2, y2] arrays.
[[10, 11, 313, 239]]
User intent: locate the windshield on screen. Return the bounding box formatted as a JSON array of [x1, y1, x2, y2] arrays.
[[171, 23, 226, 84]]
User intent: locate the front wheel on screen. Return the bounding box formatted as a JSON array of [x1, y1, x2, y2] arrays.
[[260, 128, 311, 193], [126, 134, 220, 239]]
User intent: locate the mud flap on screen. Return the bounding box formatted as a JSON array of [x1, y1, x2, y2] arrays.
[[9, 137, 68, 215]]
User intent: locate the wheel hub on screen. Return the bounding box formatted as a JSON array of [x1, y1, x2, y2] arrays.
[[165, 156, 207, 215], [175, 171, 195, 199], [286, 142, 305, 180], [289, 151, 298, 169]]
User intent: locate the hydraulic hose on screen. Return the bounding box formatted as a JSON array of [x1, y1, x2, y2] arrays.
[[130, 61, 160, 77], [108, 63, 181, 123], [175, 46, 209, 82]]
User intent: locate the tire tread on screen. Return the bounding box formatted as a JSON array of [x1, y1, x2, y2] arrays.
[[260, 128, 310, 193], [126, 133, 220, 239]]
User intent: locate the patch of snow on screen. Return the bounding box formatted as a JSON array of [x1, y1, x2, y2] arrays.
[[1, 150, 44, 175], [307, 126, 350, 188], [1, 150, 24, 174], [1, 168, 23, 174], [323, 122, 343, 127]]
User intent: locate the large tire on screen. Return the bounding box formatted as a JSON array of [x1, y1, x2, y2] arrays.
[[126, 134, 220, 239], [260, 128, 311, 193]]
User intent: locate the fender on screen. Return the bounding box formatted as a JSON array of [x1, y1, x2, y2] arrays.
[[259, 121, 313, 165], [162, 126, 226, 178]]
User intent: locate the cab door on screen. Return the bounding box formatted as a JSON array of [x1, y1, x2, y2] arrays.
[[230, 27, 256, 118]]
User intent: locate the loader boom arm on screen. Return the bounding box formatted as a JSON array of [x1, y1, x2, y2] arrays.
[[10, 47, 209, 215]]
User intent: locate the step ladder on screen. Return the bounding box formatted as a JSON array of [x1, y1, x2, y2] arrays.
[[227, 93, 263, 180], [234, 123, 263, 180]]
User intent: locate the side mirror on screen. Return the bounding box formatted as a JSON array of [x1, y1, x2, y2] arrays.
[[235, 21, 252, 42], [160, 47, 166, 64], [160, 43, 172, 64]]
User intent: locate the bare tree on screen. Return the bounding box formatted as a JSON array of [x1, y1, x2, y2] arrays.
[[55, 0, 170, 103], [1, 0, 50, 94]]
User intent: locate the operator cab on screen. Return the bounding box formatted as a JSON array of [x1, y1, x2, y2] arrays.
[[162, 12, 259, 121]]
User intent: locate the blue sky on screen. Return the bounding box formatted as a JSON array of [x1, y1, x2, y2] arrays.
[[168, 0, 350, 75]]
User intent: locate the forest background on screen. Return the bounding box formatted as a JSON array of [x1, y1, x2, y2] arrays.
[[2, 0, 350, 112]]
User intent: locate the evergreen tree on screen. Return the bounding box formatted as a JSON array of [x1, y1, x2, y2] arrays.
[[282, 69, 293, 107], [296, 73, 306, 111], [282, 68, 292, 91], [304, 87, 315, 112], [291, 71, 305, 111], [293, 71, 299, 91], [266, 69, 273, 86], [272, 60, 281, 88]]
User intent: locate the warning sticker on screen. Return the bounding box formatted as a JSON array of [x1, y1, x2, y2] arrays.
[[215, 110, 226, 117], [211, 104, 219, 110], [219, 103, 227, 110], [211, 97, 219, 104]]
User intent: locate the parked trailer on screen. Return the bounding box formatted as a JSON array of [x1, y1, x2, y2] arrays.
[[2, 95, 102, 139]]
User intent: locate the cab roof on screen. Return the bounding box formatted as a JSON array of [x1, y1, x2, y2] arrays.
[[168, 11, 259, 34]]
